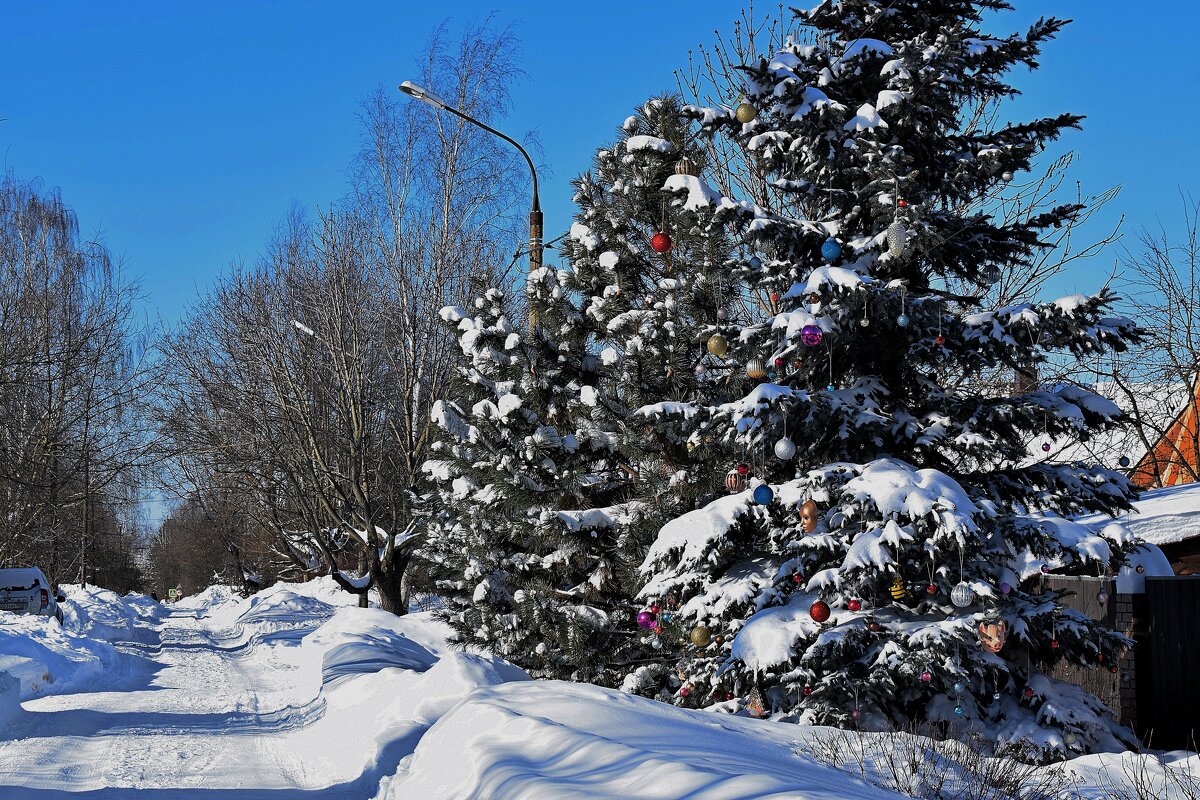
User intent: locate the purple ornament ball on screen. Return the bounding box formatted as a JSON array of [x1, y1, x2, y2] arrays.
[[999, 582, 1012, 595], [800, 325, 823, 347], [636, 610, 655, 629]]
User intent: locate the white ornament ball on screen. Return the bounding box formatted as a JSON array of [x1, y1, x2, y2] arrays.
[[1001, 170, 1014, 182], [717, 307, 729, 321], [650, 637, 663, 650], [774, 436, 796, 460], [950, 582, 975, 608]]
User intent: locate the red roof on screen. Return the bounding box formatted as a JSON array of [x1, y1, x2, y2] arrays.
[[1131, 373, 1200, 489]]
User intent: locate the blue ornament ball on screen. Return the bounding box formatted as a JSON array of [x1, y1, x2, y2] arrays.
[[767, 369, 778, 381], [1118, 455, 1131, 467], [820, 237, 842, 261], [953, 681, 965, 694], [752, 482, 775, 505], [749, 256, 763, 269], [897, 313, 910, 327], [954, 705, 965, 717], [826, 383, 835, 392]]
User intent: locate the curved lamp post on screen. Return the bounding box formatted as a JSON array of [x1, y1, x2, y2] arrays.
[[398, 81, 542, 276]]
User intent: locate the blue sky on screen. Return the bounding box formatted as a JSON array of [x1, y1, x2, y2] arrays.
[[2, 1, 1197, 329]]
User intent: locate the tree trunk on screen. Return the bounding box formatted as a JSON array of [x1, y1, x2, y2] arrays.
[[375, 554, 409, 616]]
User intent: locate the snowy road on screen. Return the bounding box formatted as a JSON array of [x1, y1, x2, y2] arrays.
[[0, 597, 407, 799]]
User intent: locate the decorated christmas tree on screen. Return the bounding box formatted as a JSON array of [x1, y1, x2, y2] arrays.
[[626, 1, 1144, 758], [423, 278, 648, 683]]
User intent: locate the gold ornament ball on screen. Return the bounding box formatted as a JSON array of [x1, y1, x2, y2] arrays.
[[690, 625, 712, 647], [746, 357, 767, 380], [707, 333, 729, 357], [735, 102, 757, 123]]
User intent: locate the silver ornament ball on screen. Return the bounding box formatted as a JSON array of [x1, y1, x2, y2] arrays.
[[774, 436, 797, 460], [950, 582, 975, 608]]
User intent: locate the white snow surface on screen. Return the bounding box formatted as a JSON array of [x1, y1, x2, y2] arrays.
[[1, 578, 1196, 797]]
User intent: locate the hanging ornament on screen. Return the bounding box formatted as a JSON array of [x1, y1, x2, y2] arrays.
[[925, 583, 938, 595], [651, 637, 663, 650], [800, 499, 820, 534], [886, 220, 908, 258], [752, 482, 775, 505], [897, 313, 910, 327], [636, 610, 655, 629], [953, 681, 965, 694], [868, 621, 882, 632], [792, 573, 804, 584], [1064, 732, 1078, 746], [679, 685, 691, 698], [1118, 455, 1131, 468], [859, 316, 870, 328], [690, 624, 712, 647], [820, 237, 842, 261], [800, 325, 823, 347], [694, 364, 706, 377], [852, 708, 862, 720], [950, 582, 975, 607], [807, 292, 822, 304], [746, 686, 766, 716], [749, 255, 762, 269], [1050, 639, 1060, 650], [978, 620, 1008, 653], [737, 463, 750, 476], [651, 232, 672, 253], [725, 470, 747, 493], [767, 369, 778, 381], [809, 600, 831, 623], [847, 598, 862, 612], [803, 686, 813, 697], [774, 436, 797, 460], [1041, 441, 1052, 453], [1097, 589, 1109, 605], [920, 670, 932, 683], [746, 358, 767, 379], [999, 581, 1012, 595], [674, 157, 698, 177], [935, 334, 945, 346], [889, 575, 908, 601], [735, 101, 757, 123], [774, 357, 785, 368], [716, 307, 729, 321], [707, 334, 729, 357], [953, 705, 965, 717], [1001, 171, 1014, 182], [769, 292, 780, 305], [1023, 686, 1035, 699], [897, 198, 909, 208]]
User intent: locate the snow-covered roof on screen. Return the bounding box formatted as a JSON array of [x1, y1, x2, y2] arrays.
[[1048, 381, 1187, 470], [1085, 482, 1200, 549]]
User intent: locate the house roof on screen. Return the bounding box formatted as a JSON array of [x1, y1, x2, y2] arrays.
[[1080, 482, 1200, 549]]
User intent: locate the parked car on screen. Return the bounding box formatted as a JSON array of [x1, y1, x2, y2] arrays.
[[0, 567, 65, 624]]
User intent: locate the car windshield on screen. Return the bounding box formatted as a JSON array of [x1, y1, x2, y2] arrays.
[[0, 569, 43, 591]]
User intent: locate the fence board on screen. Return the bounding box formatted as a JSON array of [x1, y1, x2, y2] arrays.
[[1144, 577, 1200, 750]]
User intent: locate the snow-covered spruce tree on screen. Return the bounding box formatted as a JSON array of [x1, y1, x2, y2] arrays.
[[629, 2, 1144, 758], [423, 272, 652, 683], [562, 96, 741, 544]]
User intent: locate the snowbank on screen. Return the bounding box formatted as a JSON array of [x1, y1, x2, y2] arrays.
[[383, 680, 904, 799]]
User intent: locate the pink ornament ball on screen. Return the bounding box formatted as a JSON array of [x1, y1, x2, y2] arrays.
[[920, 670, 932, 683]]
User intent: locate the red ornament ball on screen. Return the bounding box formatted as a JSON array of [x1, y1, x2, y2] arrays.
[[1042, 441, 1052, 453], [847, 599, 862, 612], [869, 622, 882, 632], [809, 600, 831, 623], [1097, 653, 1104, 663], [926, 584, 938, 595], [1024, 687, 1035, 699], [654, 625, 663, 634], [651, 232, 672, 253], [1050, 639, 1060, 650], [852, 709, 862, 720], [898, 199, 908, 208], [726, 692, 734, 700], [651, 605, 660, 614], [680, 686, 691, 698], [774, 357, 784, 367], [737, 463, 750, 476], [770, 292, 780, 303], [920, 670, 932, 683], [803, 686, 813, 697], [935, 334, 945, 346], [792, 573, 804, 584], [1109, 666, 1119, 674]]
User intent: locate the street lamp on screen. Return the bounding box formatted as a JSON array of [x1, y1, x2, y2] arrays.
[[398, 80, 543, 276]]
